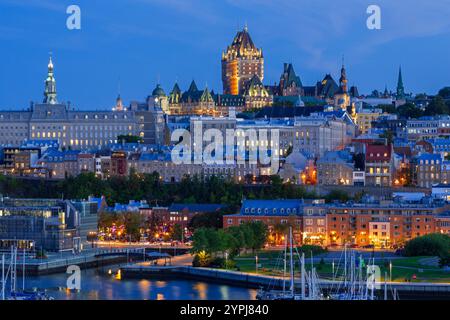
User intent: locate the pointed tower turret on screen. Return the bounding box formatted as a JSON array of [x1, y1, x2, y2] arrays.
[[44, 55, 58, 104], [339, 58, 348, 94], [396, 66, 405, 99]]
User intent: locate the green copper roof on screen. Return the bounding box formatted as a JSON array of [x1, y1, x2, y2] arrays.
[[152, 84, 166, 97]]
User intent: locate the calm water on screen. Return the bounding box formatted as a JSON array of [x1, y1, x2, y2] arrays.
[[23, 266, 257, 300]]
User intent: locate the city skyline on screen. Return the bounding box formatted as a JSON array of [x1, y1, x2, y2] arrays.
[[0, 0, 450, 110]]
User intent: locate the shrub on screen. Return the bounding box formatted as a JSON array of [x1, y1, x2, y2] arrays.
[[403, 233, 450, 258], [297, 245, 327, 256], [192, 251, 211, 267], [209, 257, 225, 268]]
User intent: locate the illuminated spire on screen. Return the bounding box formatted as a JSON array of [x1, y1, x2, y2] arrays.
[[43, 54, 57, 104]]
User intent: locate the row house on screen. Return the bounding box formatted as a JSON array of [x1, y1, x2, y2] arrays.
[[37, 150, 80, 179], [406, 116, 450, 141], [316, 150, 354, 186], [327, 200, 448, 248], [415, 153, 443, 188], [364, 143, 395, 187], [224, 199, 315, 245]]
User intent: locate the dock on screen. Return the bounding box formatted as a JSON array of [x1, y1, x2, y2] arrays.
[[121, 264, 450, 298]]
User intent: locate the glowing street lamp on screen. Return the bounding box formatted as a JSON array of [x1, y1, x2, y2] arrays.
[[389, 261, 392, 282]]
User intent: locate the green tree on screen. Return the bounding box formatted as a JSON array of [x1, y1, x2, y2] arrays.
[[403, 233, 450, 258], [191, 228, 209, 254], [117, 134, 143, 143], [396, 103, 423, 118], [123, 212, 142, 242], [247, 221, 268, 252], [438, 87, 450, 99], [380, 129, 394, 145], [188, 210, 225, 230], [424, 96, 449, 116], [172, 223, 183, 241], [379, 104, 396, 114]]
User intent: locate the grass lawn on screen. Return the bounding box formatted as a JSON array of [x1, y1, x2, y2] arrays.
[[233, 251, 450, 283]]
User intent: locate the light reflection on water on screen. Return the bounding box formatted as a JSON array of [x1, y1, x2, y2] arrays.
[[23, 267, 257, 300]]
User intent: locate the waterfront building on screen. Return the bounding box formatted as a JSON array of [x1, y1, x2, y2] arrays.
[[71, 196, 106, 246], [302, 202, 327, 245], [223, 199, 305, 244], [326, 198, 447, 247], [167, 203, 226, 228], [435, 212, 450, 235], [0, 197, 81, 252]]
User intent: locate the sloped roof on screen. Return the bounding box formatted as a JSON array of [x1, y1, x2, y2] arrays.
[[239, 199, 304, 216], [318, 74, 339, 98], [281, 63, 302, 89], [168, 203, 225, 213], [228, 27, 259, 57]]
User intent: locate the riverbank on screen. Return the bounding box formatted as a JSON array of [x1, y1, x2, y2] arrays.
[[3, 247, 189, 275], [120, 264, 450, 299]]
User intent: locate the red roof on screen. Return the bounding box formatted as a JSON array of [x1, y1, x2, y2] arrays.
[[365, 144, 392, 162]]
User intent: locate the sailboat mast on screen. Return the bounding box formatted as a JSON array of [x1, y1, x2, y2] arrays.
[[301, 252, 305, 299], [14, 246, 16, 293], [384, 272, 387, 300], [22, 247, 25, 291], [1, 254, 4, 300], [10, 246, 13, 293], [283, 235, 287, 293], [344, 243, 347, 287], [289, 227, 294, 296]]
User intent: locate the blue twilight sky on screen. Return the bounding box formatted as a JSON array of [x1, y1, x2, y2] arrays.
[[0, 0, 449, 110]]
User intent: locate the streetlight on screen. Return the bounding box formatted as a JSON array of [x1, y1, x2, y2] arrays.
[[389, 261, 392, 282], [332, 260, 335, 281], [255, 255, 258, 273], [225, 252, 228, 269]]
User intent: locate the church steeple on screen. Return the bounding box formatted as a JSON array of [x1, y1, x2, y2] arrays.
[[44, 55, 58, 104], [396, 66, 405, 99], [339, 58, 348, 93]]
